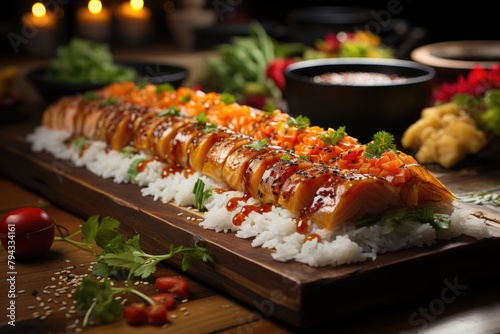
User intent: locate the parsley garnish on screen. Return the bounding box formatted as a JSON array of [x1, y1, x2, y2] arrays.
[[120, 146, 134, 158], [193, 178, 212, 212], [155, 83, 174, 95], [196, 112, 209, 124], [243, 138, 268, 151], [364, 131, 397, 158], [136, 81, 147, 90], [203, 123, 218, 133], [98, 97, 118, 108], [56, 215, 213, 327], [127, 158, 144, 182], [82, 90, 99, 101], [280, 154, 291, 161], [73, 137, 88, 151], [180, 94, 191, 103], [158, 106, 181, 117], [220, 92, 236, 104], [262, 101, 276, 114], [320, 126, 346, 145], [287, 115, 310, 130]]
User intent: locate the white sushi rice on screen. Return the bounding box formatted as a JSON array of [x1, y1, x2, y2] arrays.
[[27, 126, 492, 267]]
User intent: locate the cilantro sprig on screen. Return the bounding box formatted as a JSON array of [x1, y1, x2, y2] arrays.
[[56, 215, 213, 327], [73, 276, 154, 327]]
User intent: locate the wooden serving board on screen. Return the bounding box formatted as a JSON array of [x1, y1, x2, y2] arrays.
[[1, 123, 500, 329]]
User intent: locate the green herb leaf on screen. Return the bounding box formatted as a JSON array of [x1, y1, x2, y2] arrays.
[[243, 138, 268, 151], [196, 112, 209, 124], [82, 90, 100, 101], [203, 123, 218, 133], [364, 131, 397, 158], [320, 126, 346, 145], [158, 106, 181, 117], [262, 101, 276, 114], [155, 83, 174, 95], [461, 192, 500, 206], [354, 207, 451, 231], [193, 178, 212, 212], [73, 137, 88, 151], [280, 154, 291, 161], [73, 276, 124, 326], [120, 146, 134, 157], [287, 115, 310, 130], [137, 81, 147, 90], [220, 92, 236, 104], [98, 97, 118, 108], [127, 158, 144, 182], [180, 94, 191, 103]]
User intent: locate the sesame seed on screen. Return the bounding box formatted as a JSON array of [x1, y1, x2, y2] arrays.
[[17, 290, 26, 294], [27, 305, 36, 310], [170, 314, 178, 319]]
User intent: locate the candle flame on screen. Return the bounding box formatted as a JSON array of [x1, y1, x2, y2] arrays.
[[130, 0, 144, 11], [32, 2, 46, 18], [88, 0, 103, 14]]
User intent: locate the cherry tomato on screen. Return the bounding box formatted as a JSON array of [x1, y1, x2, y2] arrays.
[[0, 207, 55, 260], [150, 292, 175, 310], [155, 276, 190, 300], [145, 304, 168, 326], [123, 303, 148, 326]]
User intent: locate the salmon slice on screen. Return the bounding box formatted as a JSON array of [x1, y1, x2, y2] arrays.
[[277, 165, 338, 214], [253, 154, 311, 205], [187, 127, 233, 172], [222, 143, 268, 192], [202, 134, 253, 183], [305, 174, 401, 229], [133, 111, 167, 151], [168, 122, 206, 167], [154, 117, 194, 162]]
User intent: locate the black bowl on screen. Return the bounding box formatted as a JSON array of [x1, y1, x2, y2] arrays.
[[27, 61, 189, 105], [284, 58, 435, 142]]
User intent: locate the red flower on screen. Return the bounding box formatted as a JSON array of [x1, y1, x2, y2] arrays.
[[266, 58, 296, 92], [433, 64, 500, 102]]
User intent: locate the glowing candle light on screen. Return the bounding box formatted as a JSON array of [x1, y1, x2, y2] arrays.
[[116, 0, 152, 44], [21, 2, 58, 55], [76, 0, 111, 42]]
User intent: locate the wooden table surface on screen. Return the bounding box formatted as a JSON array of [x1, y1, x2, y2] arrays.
[[2, 50, 500, 334]]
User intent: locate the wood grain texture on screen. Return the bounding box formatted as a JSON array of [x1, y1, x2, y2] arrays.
[[1, 124, 500, 329]]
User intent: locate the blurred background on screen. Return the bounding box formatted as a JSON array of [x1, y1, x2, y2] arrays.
[[0, 0, 497, 57]]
